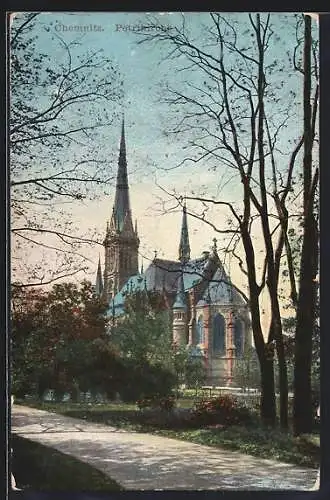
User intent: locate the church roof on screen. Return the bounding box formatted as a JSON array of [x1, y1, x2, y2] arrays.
[[106, 253, 245, 317], [144, 258, 181, 292], [202, 267, 246, 306]]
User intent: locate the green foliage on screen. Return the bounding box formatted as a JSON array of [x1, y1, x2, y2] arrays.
[[119, 361, 177, 402], [111, 290, 174, 368], [172, 344, 207, 390], [12, 284, 178, 403], [136, 395, 176, 411], [232, 347, 260, 389], [184, 355, 207, 390]]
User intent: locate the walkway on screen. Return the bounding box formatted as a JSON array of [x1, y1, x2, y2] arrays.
[[12, 405, 318, 491]]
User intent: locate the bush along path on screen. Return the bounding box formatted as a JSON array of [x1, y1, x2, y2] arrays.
[[12, 404, 318, 491]]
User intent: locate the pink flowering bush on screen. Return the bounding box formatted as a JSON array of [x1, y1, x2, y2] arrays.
[[192, 394, 252, 427]]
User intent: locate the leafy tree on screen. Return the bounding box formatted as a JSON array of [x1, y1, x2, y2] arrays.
[[10, 13, 122, 287], [184, 351, 207, 394], [233, 347, 260, 390], [110, 289, 174, 368], [11, 280, 108, 399]]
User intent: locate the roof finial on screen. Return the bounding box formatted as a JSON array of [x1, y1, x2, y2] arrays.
[[212, 237, 218, 254], [140, 259, 144, 275], [154, 249, 158, 260]]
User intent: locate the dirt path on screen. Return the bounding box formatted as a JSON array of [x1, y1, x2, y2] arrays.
[[11, 405, 318, 490]]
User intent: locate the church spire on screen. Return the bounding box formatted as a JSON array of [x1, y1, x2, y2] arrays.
[[178, 200, 191, 264], [95, 255, 104, 297], [113, 117, 131, 232]]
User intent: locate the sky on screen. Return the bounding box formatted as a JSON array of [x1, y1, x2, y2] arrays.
[[10, 12, 318, 330]]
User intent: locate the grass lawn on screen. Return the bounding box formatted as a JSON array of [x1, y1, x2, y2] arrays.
[[11, 435, 123, 491], [17, 400, 320, 469]]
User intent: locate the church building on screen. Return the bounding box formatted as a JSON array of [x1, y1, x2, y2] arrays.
[[95, 120, 252, 386]]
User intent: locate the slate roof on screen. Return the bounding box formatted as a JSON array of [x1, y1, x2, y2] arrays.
[[201, 267, 246, 306], [107, 254, 245, 318]]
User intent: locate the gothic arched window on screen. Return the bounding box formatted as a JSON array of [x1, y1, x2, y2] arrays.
[[234, 318, 244, 357], [212, 313, 226, 354], [196, 315, 204, 344], [191, 318, 196, 345]]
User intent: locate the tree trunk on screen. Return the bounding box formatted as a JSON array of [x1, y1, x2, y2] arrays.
[[260, 356, 276, 426], [293, 14, 318, 436], [293, 211, 318, 434], [270, 311, 289, 428], [277, 340, 289, 428], [242, 227, 277, 425]]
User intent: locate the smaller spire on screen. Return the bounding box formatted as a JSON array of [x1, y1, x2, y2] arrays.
[[95, 255, 104, 297], [135, 219, 138, 234], [179, 200, 191, 264], [173, 271, 187, 310], [140, 259, 144, 275]]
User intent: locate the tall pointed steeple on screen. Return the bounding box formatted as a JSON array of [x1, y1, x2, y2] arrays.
[[178, 201, 191, 264], [95, 255, 104, 297], [113, 117, 131, 232], [103, 118, 140, 302]]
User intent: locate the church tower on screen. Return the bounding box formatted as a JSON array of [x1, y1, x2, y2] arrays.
[[103, 119, 140, 302]]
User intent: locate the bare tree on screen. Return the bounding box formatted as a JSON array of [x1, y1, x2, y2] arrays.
[[293, 14, 319, 435], [10, 13, 123, 287], [135, 12, 318, 428]]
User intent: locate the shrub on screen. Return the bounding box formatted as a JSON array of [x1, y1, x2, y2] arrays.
[[119, 361, 177, 402], [192, 394, 253, 427], [136, 395, 176, 412]]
